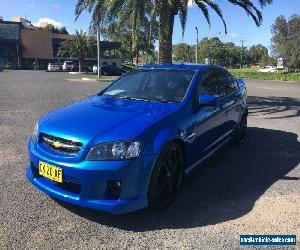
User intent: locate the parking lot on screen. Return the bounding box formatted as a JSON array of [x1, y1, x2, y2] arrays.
[[0, 70, 299, 249]]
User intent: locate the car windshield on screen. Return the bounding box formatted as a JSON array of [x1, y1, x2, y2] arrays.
[[101, 69, 195, 103]]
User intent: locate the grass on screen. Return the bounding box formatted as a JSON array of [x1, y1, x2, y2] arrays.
[[229, 68, 300, 82]]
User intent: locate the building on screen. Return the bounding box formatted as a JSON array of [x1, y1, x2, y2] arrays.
[[0, 17, 22, 68], [21, 29, 53, 69], [11, 16, 35, 30], [0, 16, 121, 69]]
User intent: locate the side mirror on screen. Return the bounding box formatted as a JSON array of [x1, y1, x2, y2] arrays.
[[199, 95, 218, 106]]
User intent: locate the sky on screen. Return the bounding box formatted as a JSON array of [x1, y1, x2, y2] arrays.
[[0, 0, 299, 51]]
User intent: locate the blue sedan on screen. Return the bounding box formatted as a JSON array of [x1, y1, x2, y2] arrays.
[[26, 64, 247, 214]]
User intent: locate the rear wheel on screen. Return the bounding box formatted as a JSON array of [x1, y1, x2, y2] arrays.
[[234, 113, 247, 144], [148, 142, 184, 208]]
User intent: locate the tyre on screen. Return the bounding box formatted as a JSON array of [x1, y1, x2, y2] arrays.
[[148, 142, 184, 208], [233, 113, 247, 144]]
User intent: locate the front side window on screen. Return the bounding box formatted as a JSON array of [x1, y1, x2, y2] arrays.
[[219, 69, 237, 95], [101, 70, 195, 103], [198, 68, 223, 97]]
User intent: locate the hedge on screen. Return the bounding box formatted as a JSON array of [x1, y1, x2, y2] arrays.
[[229, 70, 300, 82]]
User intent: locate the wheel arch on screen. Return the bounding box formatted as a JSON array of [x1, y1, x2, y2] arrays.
[[152, 128, 186, 164]]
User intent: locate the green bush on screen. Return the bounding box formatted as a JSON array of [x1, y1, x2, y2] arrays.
[[229, 69, 300, 82]]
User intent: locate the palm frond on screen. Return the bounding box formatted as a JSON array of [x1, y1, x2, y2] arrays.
[[75, 0, 90, 20], [194, 0, 211, 28], [202, 0, 227, 33], [228, 0, 263, 26], [258, 0, 273, 7], [91, 0, 106, 25], [178, 0, 188, 37]]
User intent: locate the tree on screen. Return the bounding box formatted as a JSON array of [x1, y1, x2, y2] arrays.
[[196, 37, 227, 65], [101, 2, 158, 65], [38, 24, 69, 34], [173, 43, 195, 63], [75, 0, 155, 66], [76, 0, 273, 64], [191, 38, 268, 68], [58, 30, 92, 72], [223, 42, 241, 68], [152, 0, 273, 63], [59, 27, 69, 35], [271, 14, 300, 70], [248, 44, 269, 64]]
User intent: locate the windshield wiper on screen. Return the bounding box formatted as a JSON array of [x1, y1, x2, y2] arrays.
[[106, 95, 174, 103], [150, 98, 174, 103], [115, 95, 137, 100]]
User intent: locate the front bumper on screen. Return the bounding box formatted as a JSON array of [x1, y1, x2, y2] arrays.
[[26, 139, 156, 214]]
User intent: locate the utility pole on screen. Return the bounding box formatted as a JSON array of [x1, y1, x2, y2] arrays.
[[195, 27, 199, 64], [240, 40, 245, 69], [96, 24, 101, 78]]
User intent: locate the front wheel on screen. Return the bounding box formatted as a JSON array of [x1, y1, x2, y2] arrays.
[[148, 142, 184, 208]]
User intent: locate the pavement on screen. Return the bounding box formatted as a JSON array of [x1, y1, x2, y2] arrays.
[[0, 70, 299, 250]]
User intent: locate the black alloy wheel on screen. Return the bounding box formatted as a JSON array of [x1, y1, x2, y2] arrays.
[[148, 142, 184, 208]]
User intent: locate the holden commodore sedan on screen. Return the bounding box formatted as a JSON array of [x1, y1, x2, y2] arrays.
[[26, 64, 247, 214]]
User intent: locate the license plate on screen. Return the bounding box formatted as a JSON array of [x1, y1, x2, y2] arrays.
[[39, 161, 63, 183]]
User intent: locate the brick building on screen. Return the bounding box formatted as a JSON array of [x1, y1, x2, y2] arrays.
[[0, 16, 121, 69]]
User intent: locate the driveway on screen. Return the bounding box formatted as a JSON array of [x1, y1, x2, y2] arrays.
[[0, 71, 299, 249]]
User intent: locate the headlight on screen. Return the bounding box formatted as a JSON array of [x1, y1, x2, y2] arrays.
[[32, 122, 39, 142], [86, 141, 141, 160]]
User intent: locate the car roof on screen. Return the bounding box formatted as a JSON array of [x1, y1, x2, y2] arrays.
[[139, 63, 210, 71]]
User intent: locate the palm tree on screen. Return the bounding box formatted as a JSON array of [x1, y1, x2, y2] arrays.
[[153, 0, 273, 63], [58, 30, 92, 72], [75, 0, 152, 66], [75, 0, 273, 64]]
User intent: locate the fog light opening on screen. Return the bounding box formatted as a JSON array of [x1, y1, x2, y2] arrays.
[[107, 180, 121, 199]]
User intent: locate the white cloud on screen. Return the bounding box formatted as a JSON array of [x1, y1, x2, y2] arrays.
[[28, 3, 35, 7], [52, 4, 60, 8], [228, 32, 240, 38], [188, 0, 194, 7], [33, 18, 64, 28]]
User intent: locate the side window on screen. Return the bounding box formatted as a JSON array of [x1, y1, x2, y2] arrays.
[[198, 68, 223, 97], [220, 69, 237, 95]]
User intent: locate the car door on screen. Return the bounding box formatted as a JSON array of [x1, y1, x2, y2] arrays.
[[185, 67, 228, 168], [218, 68, 241, 134]]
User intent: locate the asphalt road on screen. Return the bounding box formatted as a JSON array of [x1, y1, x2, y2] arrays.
[[0, 71, 299, 250]]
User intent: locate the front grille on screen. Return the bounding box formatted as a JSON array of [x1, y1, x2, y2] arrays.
[[40, 133, 82, 155]]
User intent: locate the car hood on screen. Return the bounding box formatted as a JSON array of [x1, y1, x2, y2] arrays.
[[39, 95, 178, 147]]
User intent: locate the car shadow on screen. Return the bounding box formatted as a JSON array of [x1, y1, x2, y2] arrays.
[[57, 126, 300, 231]]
